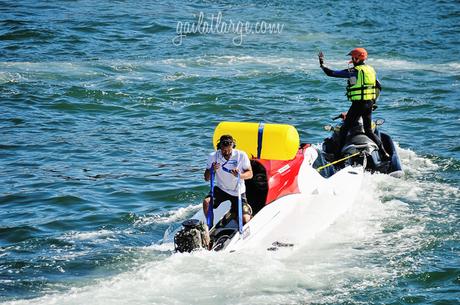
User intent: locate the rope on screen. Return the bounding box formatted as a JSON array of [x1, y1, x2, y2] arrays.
[[316, 152, 361, 172]]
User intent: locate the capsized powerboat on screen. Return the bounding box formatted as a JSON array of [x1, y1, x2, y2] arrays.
[[321, 114, 403, 178], [173, 122, 364, 253]]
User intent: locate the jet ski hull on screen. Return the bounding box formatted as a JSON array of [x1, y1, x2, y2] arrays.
[[322, 119, 403, 177]]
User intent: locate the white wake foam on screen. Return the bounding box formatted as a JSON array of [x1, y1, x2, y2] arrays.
[[5, 147, 457, 305], [134, 204, 200, 226], [2, 56, 456, 84]]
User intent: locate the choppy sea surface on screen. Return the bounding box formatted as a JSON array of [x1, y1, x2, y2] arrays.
[[1, 0, 459, 304]]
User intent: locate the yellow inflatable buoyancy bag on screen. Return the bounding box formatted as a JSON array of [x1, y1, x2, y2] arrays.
[[213, 122, 300, 160]]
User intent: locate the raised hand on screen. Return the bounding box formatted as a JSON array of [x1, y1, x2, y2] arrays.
[[318, 51, 324, 67]]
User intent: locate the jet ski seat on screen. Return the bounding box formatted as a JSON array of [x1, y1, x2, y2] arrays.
[[346, 134, 378, 147], [245, 160, 268, 216]]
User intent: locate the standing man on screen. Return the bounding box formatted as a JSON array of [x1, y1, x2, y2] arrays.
[[318, 48, 390, 159], [203, 135, 253, 226]]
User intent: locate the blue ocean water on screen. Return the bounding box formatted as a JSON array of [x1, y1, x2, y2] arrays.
[[1, 0, 459, 304]]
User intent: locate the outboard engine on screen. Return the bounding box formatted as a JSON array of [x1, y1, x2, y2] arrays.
[[174, 219, 210, 253]]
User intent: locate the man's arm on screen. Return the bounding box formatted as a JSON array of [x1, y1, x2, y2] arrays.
[[230, 152, 253, 179], [230, 166, 253, 179], [239, 153, 253, 180], [318, 51, 354, 78], [240, 167, 253, 180], [204, 168, 210, 181], [204, 162, 220, 181], [321, 66, 354, 78]]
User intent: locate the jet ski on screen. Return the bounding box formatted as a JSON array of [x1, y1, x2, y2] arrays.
[[173, 122, 364, 254], [321, 114, 403, 178]]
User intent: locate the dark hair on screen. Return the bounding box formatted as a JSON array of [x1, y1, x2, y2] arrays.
[[217, 134, 234, 149]]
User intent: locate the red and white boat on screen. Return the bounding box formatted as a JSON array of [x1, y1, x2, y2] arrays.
[[174, 122, 364, 253]]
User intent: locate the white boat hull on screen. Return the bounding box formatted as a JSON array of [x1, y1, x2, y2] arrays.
[[189, 147, 364, 253]]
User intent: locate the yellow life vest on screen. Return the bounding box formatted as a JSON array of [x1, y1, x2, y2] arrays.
[[346, 64, 377, 101]]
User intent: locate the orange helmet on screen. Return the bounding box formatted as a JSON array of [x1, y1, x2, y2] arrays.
[[348, 48, 368, 62]]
